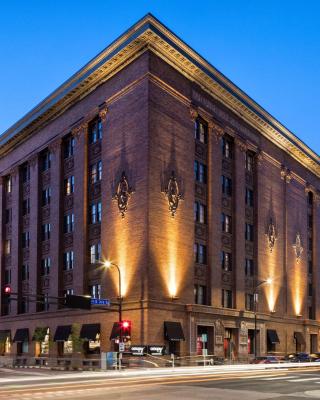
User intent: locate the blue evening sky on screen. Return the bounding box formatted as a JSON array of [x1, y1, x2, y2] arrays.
[[0, 0, 319, 155]]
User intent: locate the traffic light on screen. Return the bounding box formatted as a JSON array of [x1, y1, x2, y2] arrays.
[[121, 320, 131, 339], [64, 294, 91, 310], [3, 286, 11, 298]]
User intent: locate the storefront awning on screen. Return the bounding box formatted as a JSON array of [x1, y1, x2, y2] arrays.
[[53, 325, 72, 341], [267, 329, 280, 344], [0, 330, 10, 341], [110, 322, 120, 340], [294, 331, 306, 345], [13, 328, 29, 342], [80, 324, 100, 341], [164, 321, 185, 341]]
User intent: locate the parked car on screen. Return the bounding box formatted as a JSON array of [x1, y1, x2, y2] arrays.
[[285, 352, 312, 362], [251, 356, 281, 364], [309, 353, 320, 362]]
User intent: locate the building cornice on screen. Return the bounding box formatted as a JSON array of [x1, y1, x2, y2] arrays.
[[0, 13, 319, 177]]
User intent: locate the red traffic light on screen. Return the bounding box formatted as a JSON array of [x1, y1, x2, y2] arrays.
[[122, 320, 130, 329], [4, 286, 11, 295]]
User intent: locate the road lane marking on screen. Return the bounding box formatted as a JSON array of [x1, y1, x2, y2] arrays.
[[288, 377, 320, 382], [262, 375, 298, 380]]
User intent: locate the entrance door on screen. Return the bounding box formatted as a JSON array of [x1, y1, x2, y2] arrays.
[[310, 334, 318, 353], [224, 328, 237, 360]]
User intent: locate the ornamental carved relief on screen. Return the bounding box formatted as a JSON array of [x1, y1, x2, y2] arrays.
[[266, 217, 277, 253], [113, 171, 133, 218], [163, 171, 183, 217], [293, 232, 303, 263]]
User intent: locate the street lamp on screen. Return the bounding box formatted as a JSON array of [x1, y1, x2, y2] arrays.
[[253, 278, 272, 359], [104, 260, 122, 340]]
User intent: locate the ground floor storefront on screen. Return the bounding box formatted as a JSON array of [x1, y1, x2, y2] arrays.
[[0, 302, 319, 367]]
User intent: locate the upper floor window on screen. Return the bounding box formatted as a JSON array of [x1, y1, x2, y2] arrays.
[[194, 161, 207, 183], [5, 208, 12, 224], [221, 213, 232, 234], [64, 176, 74, 196], [42, 187, 51, 206], [194, 202, 207, 224], [245, 293, 254, 311], [245, 258, 254, 276], [63, 251, 74, 271], [194, 243, 207, 264], [5, 176, 12, 193], [245, 223, 254, 241], [41, 257, 51, 276], [245, 152, 254, 172], [221, 251, 232, 271], [89, 161, 102, 184], [308, 191, 313, 206], [194, 284, 206, 305], [64, 213, 75, 233], [89, 284, 101, 299], [245, 188, 254, 207], [194, 119, 207, 144], [21, 231, 30, 249], [88, 118, 102, 144], [41, 151, 51, 172], [22, 198, 30, 216], [64, 136, 75, 159], [221, 176, 232, 196], [21, 264, 29, 281], [222, 136, 233, 159], [4, 269, 11, 284], [222, 289, 233, 308], [21, 163, 30, 183], [4, 239, 11, 255], [90, 201, 102, 224], [41, 223, 51, 241], [308, 214, 313, 229], [90, 242, 102, 264]]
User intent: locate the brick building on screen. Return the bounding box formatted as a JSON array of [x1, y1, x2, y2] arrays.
[[0, 14, 319, 363]]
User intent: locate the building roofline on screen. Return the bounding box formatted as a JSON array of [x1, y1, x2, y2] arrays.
[[1, 13, 319, 176]]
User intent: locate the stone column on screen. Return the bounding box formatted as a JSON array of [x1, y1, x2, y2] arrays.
[[28, 155, 40, 314], [10, 167, 20, 315], [234, 137, 247, 310], [313, 191, 320, 321], [208, 121, 224, 308], [73, 122, 88, 295], [0, 177, 4, 314], [49, 139, 62, 307]]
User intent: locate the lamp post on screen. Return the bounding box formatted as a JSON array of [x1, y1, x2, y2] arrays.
[[104, 261, 122, 340], [253, 278, 272, 359]]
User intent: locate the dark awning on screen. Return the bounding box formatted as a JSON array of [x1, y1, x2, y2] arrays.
[[80, 324, 100, 341], [294, 332, 306, 345], [164, 321, 185, 341], [53, 325, 72, 341], [267, 329, 280, 344], [110, 322, 120, 340], [0, 330, 10, 341], [13, 328, 29, 342]]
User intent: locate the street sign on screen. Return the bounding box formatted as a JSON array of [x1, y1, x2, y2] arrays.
[[91, 298, 110, 306], [119, 342, 125, 352]]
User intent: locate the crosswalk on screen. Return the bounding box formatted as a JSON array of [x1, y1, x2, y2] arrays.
[[256, 373, 320, 385]]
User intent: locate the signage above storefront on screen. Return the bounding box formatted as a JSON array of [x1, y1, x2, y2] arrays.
[[129, 345, 166, 356]]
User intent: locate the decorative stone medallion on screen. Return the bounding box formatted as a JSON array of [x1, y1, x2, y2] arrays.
[[293, 232, 303, 263], [266, 217, 277, 253], [113, 171, 133, 218], [163, 171, 183, 217]]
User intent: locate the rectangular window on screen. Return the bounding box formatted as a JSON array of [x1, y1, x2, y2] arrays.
[[245, 188, 254, 207], [194, 161, 207, 183], [21, 264, 29, 281], [222, 137, 233, 159], [194, 119, 208, 144], [64, 136, 75, 158], [245, 223, 254, 241], [221, 213, 232, 233], [4, 239, 11, 255], [22, 198, 30, 216], [89, 161, 102, 184], [221, 176, 232, 196], [222, 289, 233, 308], [5, 208, 12, 224], [90, 242, 101, 264], [41, 258, 51, 276], [194, 285, 206, 305], [63, 251, 74, 270], [90, 284, 101, 299], [221, 251, 232, 271], [21, 163, 30, 183], [308, 214, 313, 229], [5, 176, 12, 193], [64, 214, 75, 233], [88, 118, 102, 144], [42, 187, 51, 206], [41, 223, 51, 241], [194, 202, 207, 224], [20, 297, 29, 314], [308, 283, 313, 297], [245, 293, 254, 311], [245, 259, 254, 276], [64, 176, 74, 196], [245, 152, 254, 172], [194, 243, 207, 264], [41, 151, 51, 171], [308, 260, 313, 275], [90, 201, 102, 224], [21, 231, 30, 249], [4, 269, 11, 284]]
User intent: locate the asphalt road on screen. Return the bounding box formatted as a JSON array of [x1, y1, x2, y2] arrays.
[[2, 367, 320, 399]]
